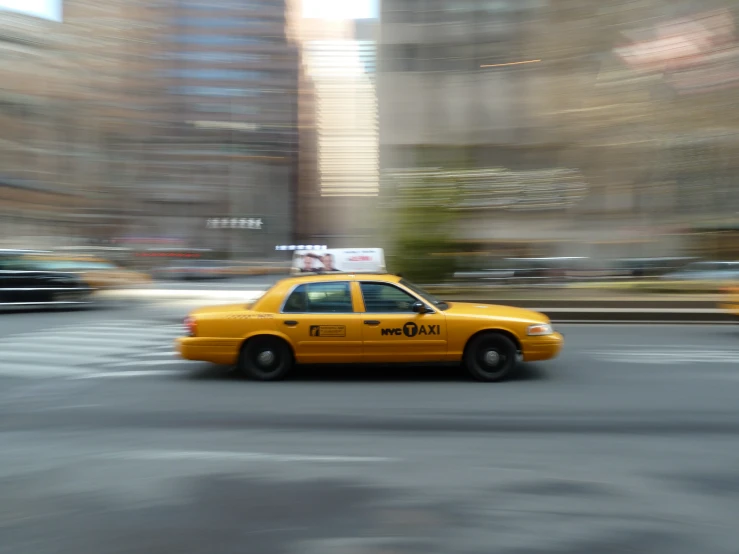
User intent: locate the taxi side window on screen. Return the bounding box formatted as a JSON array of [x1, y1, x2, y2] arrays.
[[360, 282, 417, 313], [283, 282, 353, 313]]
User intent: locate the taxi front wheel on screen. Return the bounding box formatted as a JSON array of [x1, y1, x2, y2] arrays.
[[463, 332, 518, 382], [239, 336, 294, 381]]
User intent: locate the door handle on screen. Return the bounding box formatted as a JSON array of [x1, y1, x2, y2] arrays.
[[284, 320, 298, 326], [364, 320, 380, 326]]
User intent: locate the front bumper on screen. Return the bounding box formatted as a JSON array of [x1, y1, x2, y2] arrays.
[[522, 332, 564, 362]]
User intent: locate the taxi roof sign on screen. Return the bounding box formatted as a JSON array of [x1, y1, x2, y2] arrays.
[[291, 248, 386, 275]]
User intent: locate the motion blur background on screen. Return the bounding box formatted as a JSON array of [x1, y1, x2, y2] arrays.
[[3, 0, 739, 284]]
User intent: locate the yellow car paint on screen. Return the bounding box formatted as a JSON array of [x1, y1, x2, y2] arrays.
[[176, 273, 563, 368], [720, 287, 739, 316]]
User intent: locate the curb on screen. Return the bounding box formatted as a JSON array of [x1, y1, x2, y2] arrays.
[[539, 308, 733, 324], [449, 299, 719, 309]]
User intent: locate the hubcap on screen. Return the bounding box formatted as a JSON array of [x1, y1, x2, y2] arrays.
[[483, 350, 501, 366], [256, 350, 276, 367]]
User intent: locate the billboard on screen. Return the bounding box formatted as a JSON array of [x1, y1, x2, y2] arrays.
[[291, 248, 386, 274]]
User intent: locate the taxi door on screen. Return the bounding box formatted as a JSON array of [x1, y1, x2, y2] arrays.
[[275, 280, 363, 364], [356, 281, 447, 363]]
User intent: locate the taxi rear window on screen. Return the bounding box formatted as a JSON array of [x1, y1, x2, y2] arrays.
[[283, 282, 353, 313]]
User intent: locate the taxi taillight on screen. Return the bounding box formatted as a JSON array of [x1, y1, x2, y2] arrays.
[[184, 316, 197, 337]]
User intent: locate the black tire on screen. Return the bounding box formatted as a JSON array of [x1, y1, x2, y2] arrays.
[[239, 336, 294, 381], [463, 332, 518, 382]]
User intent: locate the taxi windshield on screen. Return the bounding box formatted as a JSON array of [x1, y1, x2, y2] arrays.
[[400, 278, 449, 311]]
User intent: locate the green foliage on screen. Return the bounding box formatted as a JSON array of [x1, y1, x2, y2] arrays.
[[388, 242, 457, 283], [386, 168, 458, 283]]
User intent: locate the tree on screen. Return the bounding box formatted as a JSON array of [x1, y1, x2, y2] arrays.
[[385, 169, 458, 283]]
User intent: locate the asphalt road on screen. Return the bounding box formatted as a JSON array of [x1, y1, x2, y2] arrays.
[[1, 305, 739, 554]]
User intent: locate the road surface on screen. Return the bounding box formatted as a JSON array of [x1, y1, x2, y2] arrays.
[[1, 305, 738, 554]]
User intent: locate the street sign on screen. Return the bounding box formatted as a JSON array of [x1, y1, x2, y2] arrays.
[[206, 218, 263, 230]]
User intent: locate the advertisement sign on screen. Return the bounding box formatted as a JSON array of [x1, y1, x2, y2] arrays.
[[291, 248, 386, 275]]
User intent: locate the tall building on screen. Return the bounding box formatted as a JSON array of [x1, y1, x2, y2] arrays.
[[0, 0, 300, 256], [379, 0, 739, 259], [377, 0, 580, 256], [378, 0, 547, 168], [129, 0, 300, 257], [0, 0, 156, 248], [291, 14, 380, 246]]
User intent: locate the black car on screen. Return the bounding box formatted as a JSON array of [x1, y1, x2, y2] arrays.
[[0, 250, 93, 307], [151, 259, 232, 281]]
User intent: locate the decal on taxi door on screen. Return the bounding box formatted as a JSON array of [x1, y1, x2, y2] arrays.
[[380, 322, 440, 337], [309, 325, 346, 337]]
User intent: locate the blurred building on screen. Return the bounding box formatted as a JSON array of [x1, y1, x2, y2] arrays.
[[0, 1, 156, 248], [377, 0, 582, 257], [543, 1, 739, 259], [0, 10, 78, 248], [291, 15, 380, 247], [379, 0, 739, 259], [129, 0, 300, 257]]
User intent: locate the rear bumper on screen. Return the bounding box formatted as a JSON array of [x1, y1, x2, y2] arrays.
[[522, 332, 564, 362], [176, 337, 240, 365]]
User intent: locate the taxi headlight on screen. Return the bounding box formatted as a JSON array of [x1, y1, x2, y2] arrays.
[[527, 323, 553, 336]]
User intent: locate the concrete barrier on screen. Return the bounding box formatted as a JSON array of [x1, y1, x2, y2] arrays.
[[428, 280, 737, 295]]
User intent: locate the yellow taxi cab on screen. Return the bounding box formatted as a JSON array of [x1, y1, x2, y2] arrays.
[[719, 286, 739, 317], [176, 272, 563, 382]]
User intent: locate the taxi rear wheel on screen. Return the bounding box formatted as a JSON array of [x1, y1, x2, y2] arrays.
[[239, 336, 293, 381], [463, 332, 517, 382]]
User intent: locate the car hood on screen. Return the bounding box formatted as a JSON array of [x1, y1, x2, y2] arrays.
[[444, 301, 550, 323]]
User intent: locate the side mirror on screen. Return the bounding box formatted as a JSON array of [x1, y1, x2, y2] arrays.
[[412, 301, 431, 313]]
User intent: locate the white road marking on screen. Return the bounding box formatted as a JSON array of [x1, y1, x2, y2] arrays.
[[0, 342, 130, 355], [73, 370, 183, 379], [0, 320, 184, 380], [46, 328, 181, 339], [101, 450, 397, 463], [0, 351, 118, 363], [131, 351, 177, 357], [0, 363, 93, 377], [103, 359, 192, 368], [589, 349, 739, 364], [38, 335, 164, 347]]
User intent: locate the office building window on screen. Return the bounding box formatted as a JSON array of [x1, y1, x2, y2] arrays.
[[169, 86, 262, 97], [159, 52, 266, 62], [192, 103, 258, 114], [169, 35, 269, 45], [172, 17, 263, 27], [178, 0, 275, 9], [164, 68, 270, 80]]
